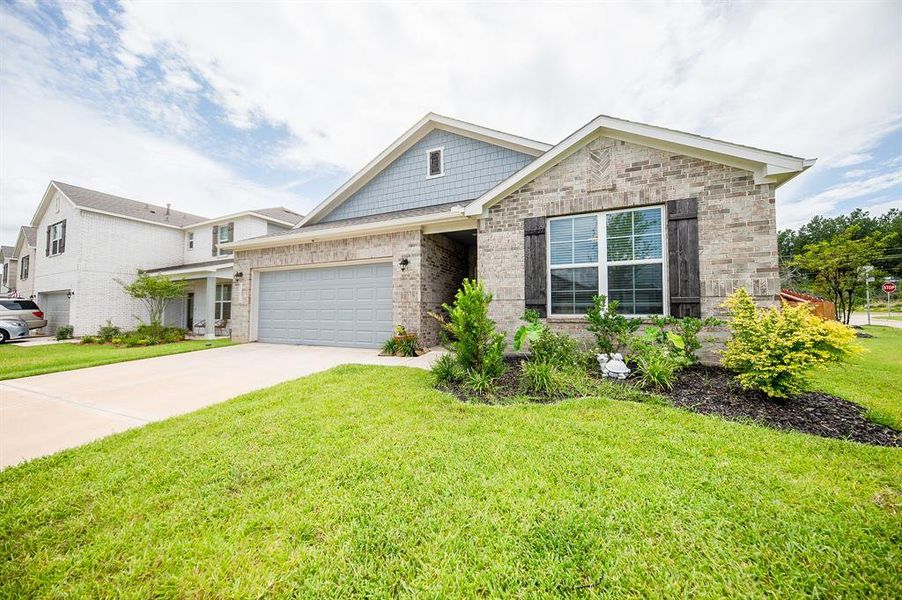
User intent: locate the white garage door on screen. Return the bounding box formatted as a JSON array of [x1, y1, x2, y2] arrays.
[[38, 291, 71, 334], [257, 263, 393, 348]]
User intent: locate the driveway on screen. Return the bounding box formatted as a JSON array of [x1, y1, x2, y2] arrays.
[[1, 343, 439, 469], [849, 313, 902, 329]]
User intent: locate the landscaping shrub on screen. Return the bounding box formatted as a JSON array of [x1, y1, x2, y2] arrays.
[[380, 326, 422, 357], [79, 335, 97, 345], [633, 346, 681, 391], [512, 308, 545, 352], [438, 278, 506, 384], [586, 295, 642, 353], [96, 321, 122, 343], [431, 353, 464, 387], [648, 315, 722, 364], [722, 288, 859, 398], [520, 360, 594, 400], [55, 325, 74, 340]]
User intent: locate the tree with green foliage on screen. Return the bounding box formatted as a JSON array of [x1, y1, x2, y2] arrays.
[[119, 272, 186, 326], [779, 208, 901, 289], [791, 226, 895, 323]]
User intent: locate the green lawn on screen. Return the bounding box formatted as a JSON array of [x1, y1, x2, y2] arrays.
[[809, 326, 902, 429], [1, 366, 899, 597], [0, 339, 232, 380]]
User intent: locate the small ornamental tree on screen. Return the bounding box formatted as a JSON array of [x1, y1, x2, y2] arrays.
[[438, 278, 506, 381], [119, 272, 186, 326], [721, 288, 858, 398], [791, 226, 895, 323]]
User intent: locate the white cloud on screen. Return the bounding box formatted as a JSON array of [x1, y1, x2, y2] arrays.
[[2, 0, 901, 242], [779, 170, 902, 228], [0, 85, 306, 242], [112, 1, 902, 172]]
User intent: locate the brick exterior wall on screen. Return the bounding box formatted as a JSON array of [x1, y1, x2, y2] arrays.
[[420, 233, 468, 345], [478, 135, 779, 339]]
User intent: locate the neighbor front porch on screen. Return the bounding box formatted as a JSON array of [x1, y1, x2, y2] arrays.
[[145, 259, 234, 339]]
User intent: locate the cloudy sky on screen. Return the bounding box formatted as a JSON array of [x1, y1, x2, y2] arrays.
[[1, 0, 900, 244]]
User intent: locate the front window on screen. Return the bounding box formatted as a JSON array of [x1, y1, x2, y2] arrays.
[[215, 283, 231, 320], [187, 232, 194, 250], [20, 256, 29, 280], [50, 221, 64, 255], [548, 206, 665, 316], [217, 224, 233, 256]]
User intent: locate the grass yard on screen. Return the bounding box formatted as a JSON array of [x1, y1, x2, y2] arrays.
[[0, 339, 232, 380], [1, 365, 899, 597], [809, 326, 902, 429]]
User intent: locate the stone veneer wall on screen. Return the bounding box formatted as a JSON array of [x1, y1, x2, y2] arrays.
[[231, 230, 422, 344], [420, 233, 468, 346], [478, 135, 779, 339]]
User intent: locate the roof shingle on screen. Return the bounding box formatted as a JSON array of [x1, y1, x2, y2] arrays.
[[53, 181, 208, 227]]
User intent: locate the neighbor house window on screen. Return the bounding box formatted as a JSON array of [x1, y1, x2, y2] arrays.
[[49, 220, 65, 256], [548, 206, 665, 316], [426, 147, 444, 178], [187, 232, 194, 250], [215, 283, 231, 320], [217, 223, 234, 256], [20, 256, 29, 280]]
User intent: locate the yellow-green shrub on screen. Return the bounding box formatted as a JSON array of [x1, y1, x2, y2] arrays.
[[722, 288, 859, 398]]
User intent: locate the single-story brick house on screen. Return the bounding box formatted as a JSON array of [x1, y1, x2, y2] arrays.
[[225, 113, 814, 348]]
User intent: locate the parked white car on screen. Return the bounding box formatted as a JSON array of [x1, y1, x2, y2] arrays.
[[0, 317, 30, 343], [0, 299, 48, 330]]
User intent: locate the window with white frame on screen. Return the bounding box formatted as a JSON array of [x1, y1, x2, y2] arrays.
[[548, 206, 665, 316], [426, 147, 444, 178], [215, 283, 231, 320], [20, 255, 29, 280], [187, 232, 194, 250], [49, 221, 65, 256], [217, 224, 233, 256]]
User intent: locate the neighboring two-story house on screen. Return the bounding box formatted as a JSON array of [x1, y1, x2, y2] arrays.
[[24, 181, 302, 335], [224, 113, 814, 349], [1, 245, 16, 295], [10, 226, 37, 299]]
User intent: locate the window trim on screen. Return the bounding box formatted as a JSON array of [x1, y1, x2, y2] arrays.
[[215, 283, 232, 321], [426, 146, 445, 179], [20, 255, 29, 280], [49, 220, 65, 256], [187, 232, 194, 250], [546, 205, 668, 318]]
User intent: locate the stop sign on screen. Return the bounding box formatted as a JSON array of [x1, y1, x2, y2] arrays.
[[883, 282, 897, 294]]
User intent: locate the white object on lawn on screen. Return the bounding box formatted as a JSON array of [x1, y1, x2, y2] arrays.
[[597, 353, 630, 379]]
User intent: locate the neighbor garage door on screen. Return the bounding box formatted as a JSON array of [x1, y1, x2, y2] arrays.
[[38, 291, 71, 334], [257, 263, 393, 348]]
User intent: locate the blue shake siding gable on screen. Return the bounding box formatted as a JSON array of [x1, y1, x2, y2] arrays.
[[320, 129, 536, 222]]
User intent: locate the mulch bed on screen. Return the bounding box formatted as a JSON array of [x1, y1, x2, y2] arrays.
[[440, 356, 900, 447], [656, 365, 900, 447]]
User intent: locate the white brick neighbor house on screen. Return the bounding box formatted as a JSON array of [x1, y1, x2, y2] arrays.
[[22, 181, 302, 335], [224, 113, 814, 349], [11, 226, 37, 300]]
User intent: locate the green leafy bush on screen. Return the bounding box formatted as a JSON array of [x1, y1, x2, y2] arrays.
[[96, 321, 122, 343], [520, 360, 594, 400], [513, 308, 544, 351], [438, 279, 506, 384], [722, 288, 859, 398], [648, 315, 722, 364], [586, 295, 641, 353], [634, 347, 681, 391], [79, 335, 97, 345], [55, 325, 74, 341], [381, 326, 422, 357], [464, 369, 498, 398], [431, 353, 464, 387]]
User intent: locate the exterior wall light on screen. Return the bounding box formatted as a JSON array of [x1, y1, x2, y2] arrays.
[[66, 290, 75, 299], [399, 258, 409, 272]]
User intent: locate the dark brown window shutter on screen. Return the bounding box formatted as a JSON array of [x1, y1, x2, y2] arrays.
[[59, 220, 66, 254], [227, 221, 234, 241], [45, 226, 50, 256], [667, 198, 701, 318], [212, 225, 219, 255], [523, 216, 547, 317]]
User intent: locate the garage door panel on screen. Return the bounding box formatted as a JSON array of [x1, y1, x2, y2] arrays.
[[257, 263, 393, 348], [38, 291, 71, 334]]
